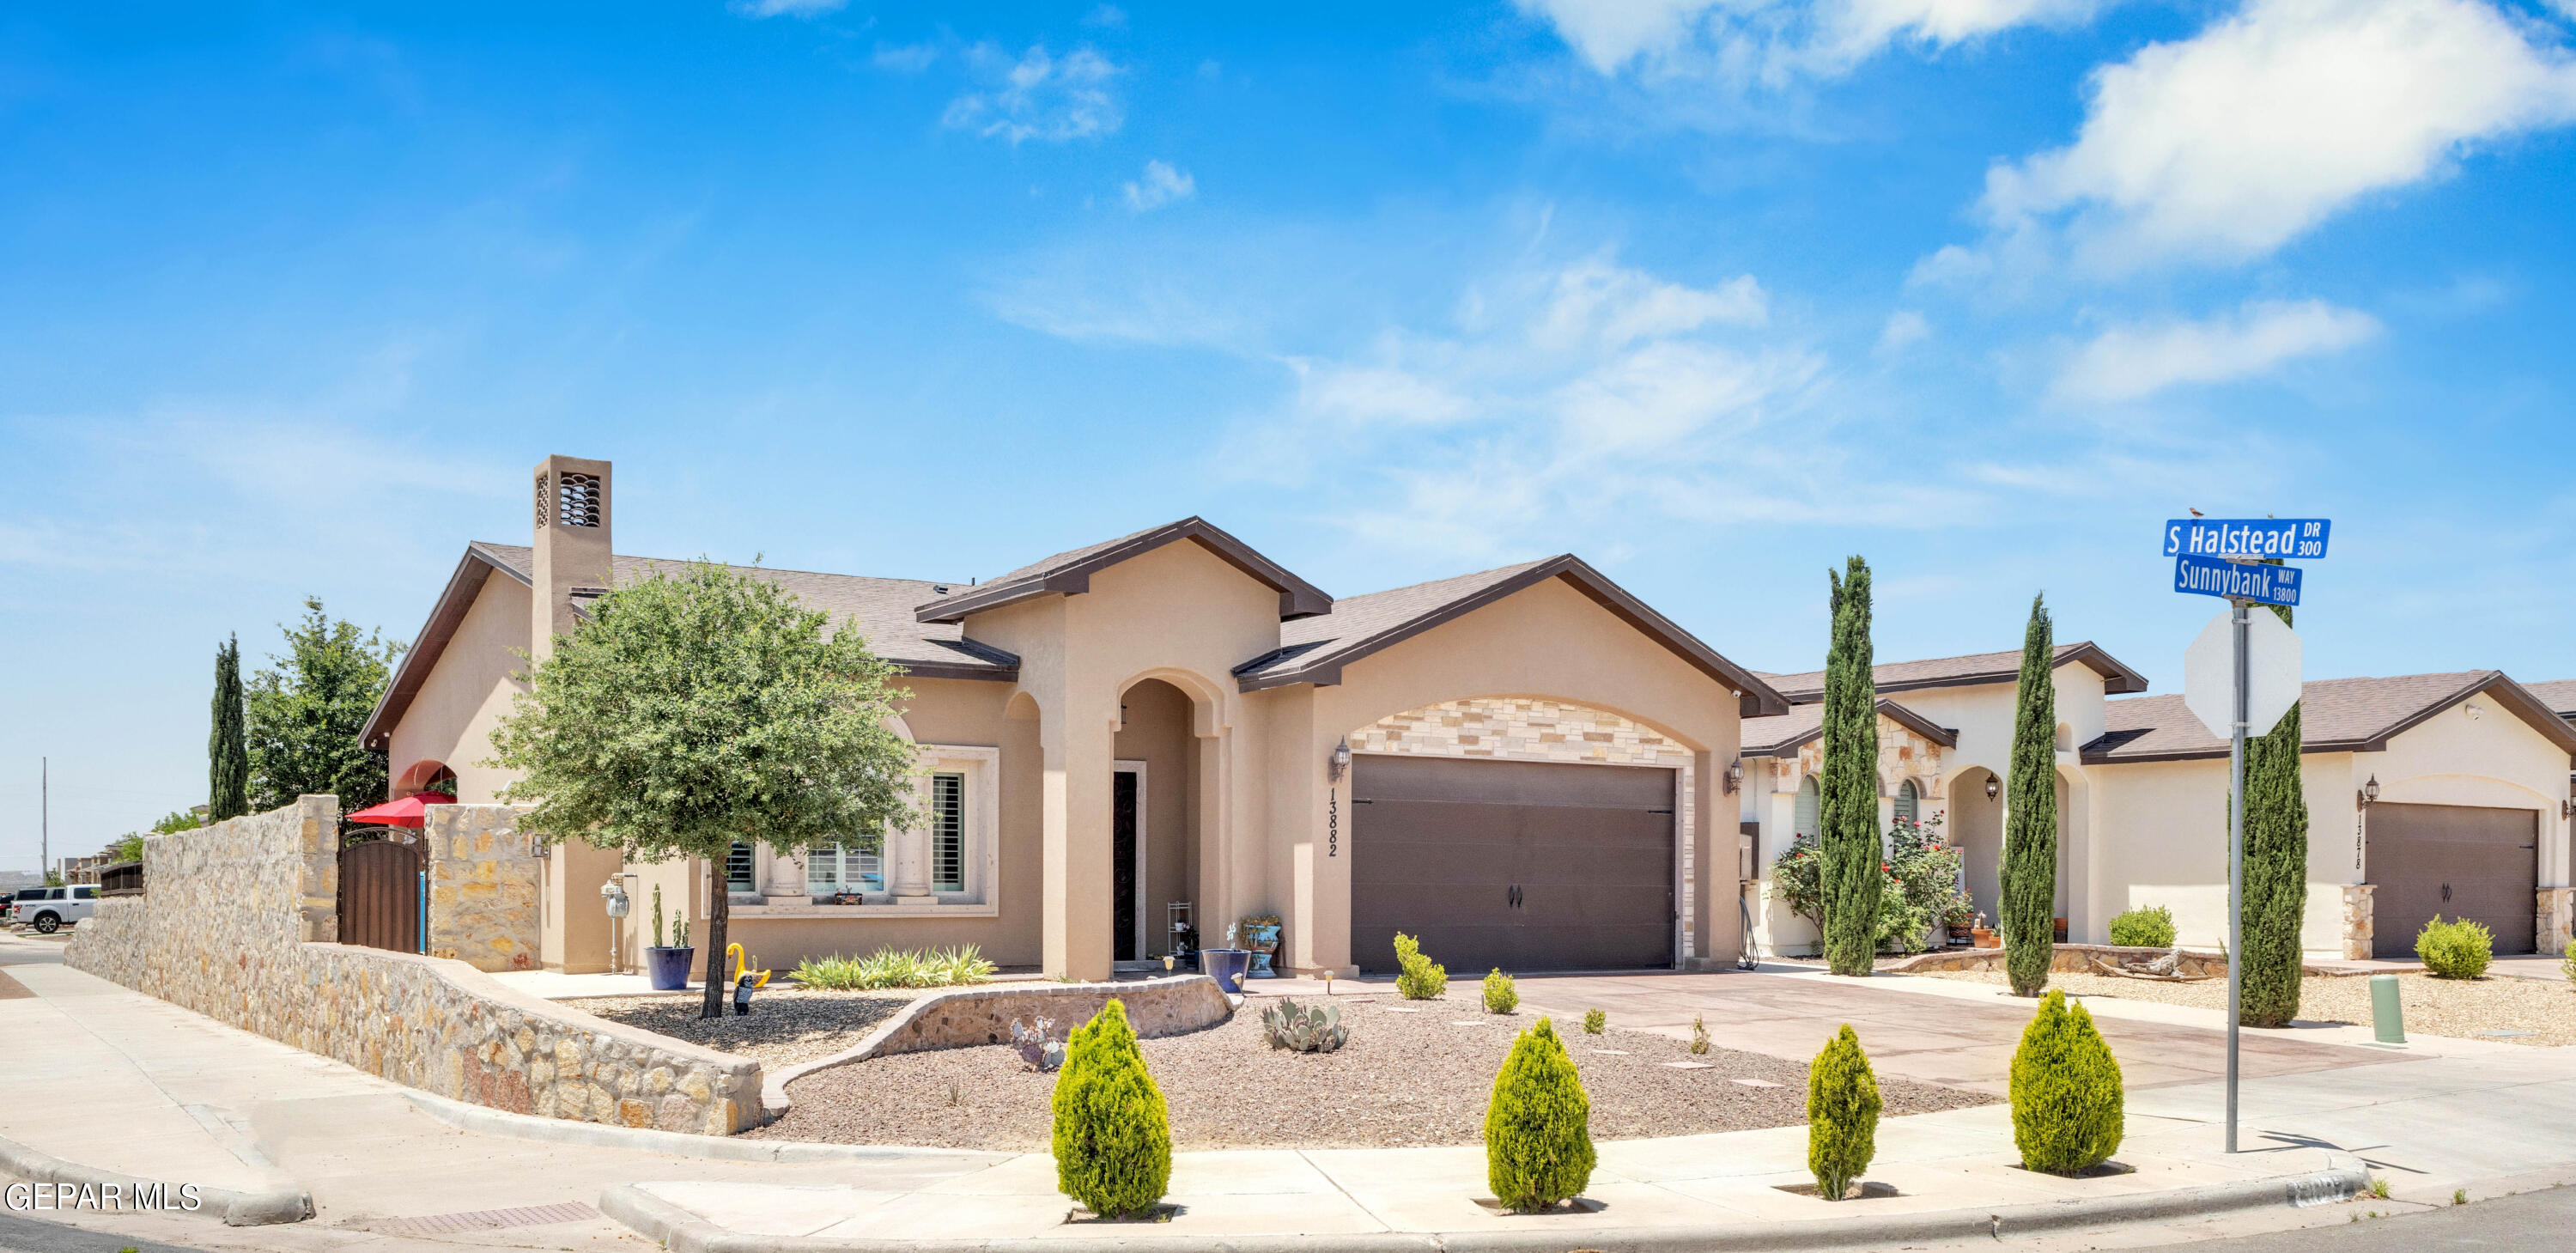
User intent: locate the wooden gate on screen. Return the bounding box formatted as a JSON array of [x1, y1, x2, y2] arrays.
[[338, 838, 422, 953]]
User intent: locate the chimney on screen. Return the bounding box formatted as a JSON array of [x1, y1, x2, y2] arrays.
[[531, 455, 611, 662]]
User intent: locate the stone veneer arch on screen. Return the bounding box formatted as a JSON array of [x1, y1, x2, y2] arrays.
[[1349, 695, 1698, 961]]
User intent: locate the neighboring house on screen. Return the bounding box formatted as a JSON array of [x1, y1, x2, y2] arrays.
[[1738, 649, 2576, 960], [361, 457, 1788, 981], [57, 852, 116, 886]]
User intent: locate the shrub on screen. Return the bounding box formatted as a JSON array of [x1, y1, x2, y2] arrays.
[[790, 945, 997, 990], [1485, 1018, 1595, 1212], [1394, 932, 1448, 1001], [1483, 968, 1519, 1014], [1807, 1025, 1881, 1200], [1689, 1014, 1710, 1055], [1052, 1000, 1172, 1219], [2108, 905, 2176, 949], [1772, 815, 1965, 956], [2561, 945, 2574, 987], [2009, 990, 2124, 1174], [1583, 1009, 1606, 1035], [2416, 916, 2493, 979]]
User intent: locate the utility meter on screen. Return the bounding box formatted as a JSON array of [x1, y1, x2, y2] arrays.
[[600, 879, 631, 918]]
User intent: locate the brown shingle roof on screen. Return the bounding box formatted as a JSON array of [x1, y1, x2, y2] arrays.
[[1759, 641, 2149, 703], [2526, 678, 2576, 719], [2082, 672, 2576, 763], [1741, 697, 1958, 757], [914, 517, 1333, 624]]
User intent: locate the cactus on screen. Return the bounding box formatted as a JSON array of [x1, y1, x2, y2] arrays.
[[651, 884, 666, 947], [1260, 997, 1350, 1053], [1012, 1016, 1066, 1071]]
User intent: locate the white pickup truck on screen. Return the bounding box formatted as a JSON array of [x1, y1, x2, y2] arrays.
[[9, 885, 100, 934]]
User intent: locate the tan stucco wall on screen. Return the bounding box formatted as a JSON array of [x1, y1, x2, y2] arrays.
[[386, 573, 531, 805]]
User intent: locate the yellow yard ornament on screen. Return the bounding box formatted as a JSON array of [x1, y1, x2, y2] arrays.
[[726, 943, 771, 989]]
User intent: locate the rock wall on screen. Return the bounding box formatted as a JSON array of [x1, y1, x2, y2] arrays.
[[65, 798, 759, 1134], [1889, 943, 2366, 978], [2542, 887, 2573, 958], [424, 806, 543, 971]]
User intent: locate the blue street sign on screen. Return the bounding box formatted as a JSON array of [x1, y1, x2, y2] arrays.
[[2174, 554, 2302, 606], [2163, 518, 2330, 560]]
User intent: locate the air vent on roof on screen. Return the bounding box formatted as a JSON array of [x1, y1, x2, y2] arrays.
[[554, 473, 601, 528], [932, 585, 950, 594]]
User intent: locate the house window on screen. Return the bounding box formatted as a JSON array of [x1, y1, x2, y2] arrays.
[[1793, 776, 1820, 839], [930, 772, 966, 893], [725, 841, 756, 891], [1894, 780, 1919, 825], [807, 842, 882, 896]]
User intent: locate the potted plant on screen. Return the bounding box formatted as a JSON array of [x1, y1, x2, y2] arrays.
[[645, 885, 696, 990], [1240, 913, 1283, 977], [1200, 922, 1253, 994], [1941, 896, 1978, 947], [1970, 911, 2000, 950]]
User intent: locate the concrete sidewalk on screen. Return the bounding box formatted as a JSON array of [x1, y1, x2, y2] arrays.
[[7, 934, 2573, 1252]]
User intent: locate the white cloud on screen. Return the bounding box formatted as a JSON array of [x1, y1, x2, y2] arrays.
[[731, 0, 846, 17], [1877, 309, 1931, 353], [1121, 160, 1195, 211], [1084, 4, 1128, 27], [1982, 0, 2576, 269], [943, 45, 1123, 144], [1515, 0, 2099, 84], [2050, 298, 2382, 403], [872, 42, 939, 73]]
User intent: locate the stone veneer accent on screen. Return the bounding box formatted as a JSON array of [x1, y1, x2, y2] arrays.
[[2541, 887, 2573, 957], [1352, 696, 1697, 960], [1786, 714, 1947, 800], [66, 797, 760, 1134], [425, 806, 544, 971], [2342, 884, 2376, 961], [1889, 944, 2365, 978]]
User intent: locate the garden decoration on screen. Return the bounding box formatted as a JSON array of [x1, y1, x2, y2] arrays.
[[726, 942, 772, 990], [1240, 914, 1284, 977], [1260, 998, 1349, 1053]]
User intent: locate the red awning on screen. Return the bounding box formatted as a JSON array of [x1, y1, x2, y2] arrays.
[[345, 792, 456, 828]]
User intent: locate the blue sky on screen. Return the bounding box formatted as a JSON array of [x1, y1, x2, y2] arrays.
[[5, 1, 2573, 870]]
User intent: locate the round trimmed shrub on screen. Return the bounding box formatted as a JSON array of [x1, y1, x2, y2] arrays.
[[1051, 999, 1171, 1218], [2009, 990, 2124, 1175], [2107, 905, 2176, 949], [1807, 1024, 1881, 1200], [1394, 931, 1448, 1001], [1485, 1018, 1595, 1212], [1583, 1008, 1607, 1034], [1483, 967, 1519, 1014], [2416, 915, 2494, 979]]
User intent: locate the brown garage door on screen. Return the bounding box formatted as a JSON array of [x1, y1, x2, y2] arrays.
[[2368, 802, 2537, 958], [1350, 755, 1675, 975]]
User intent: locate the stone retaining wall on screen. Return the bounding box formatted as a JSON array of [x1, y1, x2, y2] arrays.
[[65, 797, 760, 1134], [1894, 944, 2263, 979]]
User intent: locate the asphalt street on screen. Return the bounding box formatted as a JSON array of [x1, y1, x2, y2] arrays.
[[2158, 1185, 2576, 1251]]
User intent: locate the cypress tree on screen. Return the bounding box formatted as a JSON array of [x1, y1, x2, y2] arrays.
[[209, 635, 251, 821], [2239, 599, 2308, 1027], [1819, 557, 1882, 977], [2002, 595, 2058, 997]]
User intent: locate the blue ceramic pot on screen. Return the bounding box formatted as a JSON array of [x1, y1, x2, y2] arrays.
[[1246, 923, 1283, 976], [646, 946, 696, 991], [1200, 947, 1252, 994]]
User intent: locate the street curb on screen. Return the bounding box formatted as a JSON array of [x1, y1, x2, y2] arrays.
[[398, 1090, 1009, 1166], [0, 1131, 313, 1227], [598, 1161, 2370, 1253]]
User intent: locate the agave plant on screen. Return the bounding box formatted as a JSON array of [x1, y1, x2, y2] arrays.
[[1260, 997, 1349, 1053], [1011, 1015, 1065, 1071]]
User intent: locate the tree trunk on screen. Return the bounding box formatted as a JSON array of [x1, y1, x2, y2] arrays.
[[702, 854, 732, 1019]]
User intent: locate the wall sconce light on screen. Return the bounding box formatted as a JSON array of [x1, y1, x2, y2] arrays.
[[2358, 775, 2380, 808], [1984, 775, 2001, 802], [1722, 758, 1743, 794], [1328, 737, 1352, 783]]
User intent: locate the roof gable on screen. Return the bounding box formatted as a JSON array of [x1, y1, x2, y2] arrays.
[[2082, 671, 2576, 763], [1232, 555, 1789, 717], [915, 517, 1332, 624], [1759, 641, 2149, 704], [1741, 697, 1959, 757]]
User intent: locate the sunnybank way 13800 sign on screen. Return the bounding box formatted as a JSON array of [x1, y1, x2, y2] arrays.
[[2162, 518, 2330, 560]]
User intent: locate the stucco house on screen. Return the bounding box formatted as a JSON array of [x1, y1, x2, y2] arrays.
[[1740, 647, 2576, 960], [361, 457, 1788, 981]]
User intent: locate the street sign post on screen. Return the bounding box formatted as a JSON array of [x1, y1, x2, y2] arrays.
[[2165, 520, 2321, 1157]]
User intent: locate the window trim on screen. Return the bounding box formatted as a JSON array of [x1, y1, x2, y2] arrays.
[[732, 743, 1002, 918]]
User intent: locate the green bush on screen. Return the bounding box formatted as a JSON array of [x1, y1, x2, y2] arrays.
[[2416, 916, 2494, 979], [1051, 1000, 1171, 1219], [1583, 1009, 1606, 1034], [2107, 906, 2176, 949], [790, 945, 997, 989], [1807, 1024, 1881, 1200], [1483, 968, 1519, 1014], [2009, 990, 2124, 1175], [2559, 945, 2573, 987], [1484, 1018, 1594, 1212], [1394, 932, 1448, 1001]]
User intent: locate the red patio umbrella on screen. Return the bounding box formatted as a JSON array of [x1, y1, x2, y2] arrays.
[[345, 792, 456, 828]]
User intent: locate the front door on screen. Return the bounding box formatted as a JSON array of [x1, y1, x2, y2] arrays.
[[1113, 763, 1145, 964]]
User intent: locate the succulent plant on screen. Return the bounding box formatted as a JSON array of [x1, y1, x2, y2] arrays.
[[1260, 997, 1349, 1053], [1012, 1015, 1066, 1071]]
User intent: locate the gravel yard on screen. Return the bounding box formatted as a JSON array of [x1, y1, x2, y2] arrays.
[[754, 994, 1993, 1150], [1912, 970, 2576, 1047], [562, 988, 921, 1065]]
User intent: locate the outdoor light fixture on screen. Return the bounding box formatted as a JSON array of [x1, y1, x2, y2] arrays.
[[2358, 775, 2380, 808], [1984, 775, 2002, 801], [1329, 737, 1352, 782], [1722, 758, 1743, 794]]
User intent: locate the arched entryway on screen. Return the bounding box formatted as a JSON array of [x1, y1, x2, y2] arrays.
[[1951, 767, 2004, 926], [1112, 676, 1209, 968]]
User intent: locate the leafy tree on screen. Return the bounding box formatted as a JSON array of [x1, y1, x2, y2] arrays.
[[109, 834, 145, 863], [2238, 599, 2308, 1027], [210, 635, 251, 821], [246, 599, 404, 813], [1819, 557, 1882, 976], [488, 560, 917, 1019], [2002, 594, 2059, 997]]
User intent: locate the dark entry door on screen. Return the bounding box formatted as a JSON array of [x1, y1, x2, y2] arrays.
[[1112, 769, 1139, 963], [337, 838, 422, 953], [1350, 756, 1675, 975], [2368, 802, 2538, 957]]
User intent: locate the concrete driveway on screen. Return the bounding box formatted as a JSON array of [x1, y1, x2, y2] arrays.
[[1507, 970, 2410, 1096]]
